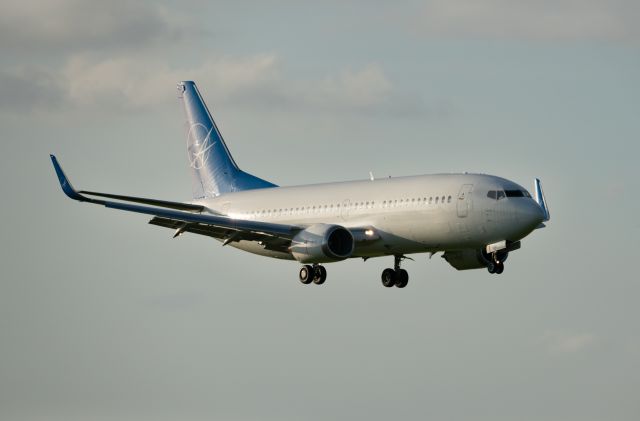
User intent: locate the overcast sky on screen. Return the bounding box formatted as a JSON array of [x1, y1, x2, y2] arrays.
[[1, 1, 639, 420]]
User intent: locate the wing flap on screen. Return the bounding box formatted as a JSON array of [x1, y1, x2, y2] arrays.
[[149, 217, 292, 252]]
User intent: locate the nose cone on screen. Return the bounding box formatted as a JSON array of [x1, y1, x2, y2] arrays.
[[519, 200, 545, 231]]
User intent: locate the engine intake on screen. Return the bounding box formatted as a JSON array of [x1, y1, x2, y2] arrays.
[[291, 224, 355, 263]]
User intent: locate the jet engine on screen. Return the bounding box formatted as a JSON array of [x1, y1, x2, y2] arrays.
[[443, 249, 508, 270], [290, 224, 354, 263]]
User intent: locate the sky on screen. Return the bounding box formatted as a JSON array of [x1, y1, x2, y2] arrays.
[[1, 1, 639, 420]]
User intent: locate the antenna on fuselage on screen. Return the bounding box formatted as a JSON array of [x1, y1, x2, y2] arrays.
[[369, 171, 375, 181]]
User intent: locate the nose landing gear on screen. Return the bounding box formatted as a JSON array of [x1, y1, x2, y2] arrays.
[[381, 255, 409, 288], [486, 253, 505, 274]]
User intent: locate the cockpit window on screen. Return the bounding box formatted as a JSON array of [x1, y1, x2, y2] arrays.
[[488, 190, 506, 200], [489, 189, 531, 199], [505, 190, 531, 198]]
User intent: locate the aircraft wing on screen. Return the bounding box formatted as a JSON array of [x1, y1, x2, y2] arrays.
[[50, 155, 302, 249]]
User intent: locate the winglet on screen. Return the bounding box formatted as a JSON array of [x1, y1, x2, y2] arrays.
[[534, 178, 550, 222], [50, 155, 92, 202]]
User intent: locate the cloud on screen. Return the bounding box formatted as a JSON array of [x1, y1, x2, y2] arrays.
[[0, 67, 66, 111], [0, 0, 189, 52], [304, 65, 392, 109], [541, 331, 598, 354], [63, 54, 280, 109], [413, 0, 640, 42], [2, 53, 423, 117]]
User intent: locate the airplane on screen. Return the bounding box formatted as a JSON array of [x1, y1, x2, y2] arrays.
[[50, 81, 550, 288]]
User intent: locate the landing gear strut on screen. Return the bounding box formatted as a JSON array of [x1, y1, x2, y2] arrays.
[[381, 255, 409, 288], [299, 264, 327, 285]]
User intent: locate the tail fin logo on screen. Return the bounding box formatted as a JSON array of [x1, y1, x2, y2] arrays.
[[187, 122, 217, 170]]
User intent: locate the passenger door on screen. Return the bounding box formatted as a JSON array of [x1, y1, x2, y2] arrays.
[[457, 184, 473, 217]]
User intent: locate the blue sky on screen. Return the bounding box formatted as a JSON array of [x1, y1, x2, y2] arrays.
[[1, 1, 639, 420]]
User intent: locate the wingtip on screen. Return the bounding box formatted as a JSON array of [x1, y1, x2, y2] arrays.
[[50, 155, 86, 202]]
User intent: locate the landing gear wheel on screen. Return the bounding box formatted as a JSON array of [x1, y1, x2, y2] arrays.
[[395, 269, 409, 288], [486, 262, 496, 274], [382, 255, 411, 288], [313, 265, 327, 285], [299, 265, 314, 284], [381, 268, 396, 287], [494, 262, 504, 274]]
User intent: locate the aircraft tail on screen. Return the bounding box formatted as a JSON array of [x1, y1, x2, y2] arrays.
[[177, 81, 276, 199]]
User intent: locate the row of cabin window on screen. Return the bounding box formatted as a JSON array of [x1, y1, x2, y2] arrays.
[[249, 194, 453, 217], [382, 195, 452, 208]]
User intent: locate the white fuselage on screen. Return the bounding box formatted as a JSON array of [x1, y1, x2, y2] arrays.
[[196, 173, 544, 261]]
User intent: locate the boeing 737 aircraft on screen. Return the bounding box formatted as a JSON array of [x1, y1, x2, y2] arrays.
[[51, 81, 550, 288]]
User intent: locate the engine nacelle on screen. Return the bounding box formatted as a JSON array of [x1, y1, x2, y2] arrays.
[[290, 224, 354, 263], [443, 249, 508, 270]]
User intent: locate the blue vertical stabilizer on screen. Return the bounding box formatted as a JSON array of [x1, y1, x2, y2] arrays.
[[178, 81, 276, 198]]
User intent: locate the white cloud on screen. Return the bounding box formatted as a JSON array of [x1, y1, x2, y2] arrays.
[[542, 331, 598, 354], [64, 54, 280, 109], [0, 67, 65, 111], [414, 0, 640, 42], [0, 0, 189, 52], [306, 65, 393, 110], [3, 53, 421, 116]]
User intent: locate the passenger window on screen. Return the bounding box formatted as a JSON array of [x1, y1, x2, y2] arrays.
[[435, 197, 439, 204], [447, 196, 452, 203]]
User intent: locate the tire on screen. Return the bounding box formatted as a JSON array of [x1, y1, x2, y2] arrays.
[[495, 262, 504, 274], [313, 265, 327, 284], [486, 262, 496, 274], [381, 268, 396, 287], [395, 269, 409, 288], [299, 265, 313, 284]]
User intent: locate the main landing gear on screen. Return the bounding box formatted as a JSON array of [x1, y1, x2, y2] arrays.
[[299, 264, 327, 285], [486, 253, 505, 275], [381, 255, 409, 288]]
